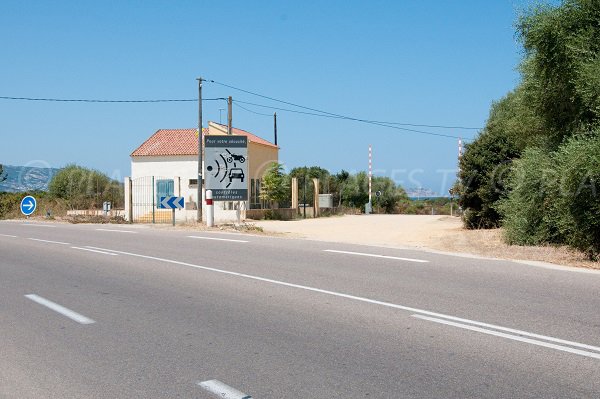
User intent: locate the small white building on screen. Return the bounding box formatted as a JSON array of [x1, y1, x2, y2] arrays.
[[125, 122, 279, 223]]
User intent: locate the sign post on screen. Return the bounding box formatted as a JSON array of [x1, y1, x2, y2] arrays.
[[158, 196, 184, 226], [204, 136, 248, 201], [20, 195, 37, 217]]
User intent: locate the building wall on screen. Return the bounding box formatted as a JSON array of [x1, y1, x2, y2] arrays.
[[130, 156, 246, 223], [131, 155, 198, 209], [248, 142, 278, 177], [129, 126, 279, 223]]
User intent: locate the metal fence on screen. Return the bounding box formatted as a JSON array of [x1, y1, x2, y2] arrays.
[[131, 176, 173, 223]]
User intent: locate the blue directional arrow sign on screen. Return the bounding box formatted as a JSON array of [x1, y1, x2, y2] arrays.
[[20, 195, 37, 216], [158, 196, 184, 210]]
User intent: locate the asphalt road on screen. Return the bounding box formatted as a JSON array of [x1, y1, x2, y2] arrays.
[[1, 220, 599, 398]]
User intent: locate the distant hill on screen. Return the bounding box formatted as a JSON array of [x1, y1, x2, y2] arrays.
[[0, 165, 60, 192]]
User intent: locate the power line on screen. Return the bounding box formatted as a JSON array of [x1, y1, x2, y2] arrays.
[[233, 101, 274, 116], [233, 99, 467, 140], [0, 96, 226, 103], [208, 79, 482, 131]]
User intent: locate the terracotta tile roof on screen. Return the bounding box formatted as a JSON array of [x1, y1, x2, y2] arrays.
[[131, 125, 277, 157]]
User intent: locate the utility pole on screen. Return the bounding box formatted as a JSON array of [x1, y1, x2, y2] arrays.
[[273, 112, 278, 145], [368, 144, 372, 214], [227, 96, 233, 135], [196, 77, 203, 223]]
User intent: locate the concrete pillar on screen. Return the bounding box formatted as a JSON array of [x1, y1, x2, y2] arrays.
[[124, 177, 132, 223], [291, 177, 298, 210], [312, 178, 319, 218]]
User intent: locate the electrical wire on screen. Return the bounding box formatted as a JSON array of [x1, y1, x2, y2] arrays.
[[0, 96, 226, 103], [233, 99, 467, 140], [233, 101, 274, 116], [208, 79, 481, 131]]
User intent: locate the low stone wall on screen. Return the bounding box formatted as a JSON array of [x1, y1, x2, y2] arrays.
[[67, 209, 126, 217], [245, 208, 297, 221]]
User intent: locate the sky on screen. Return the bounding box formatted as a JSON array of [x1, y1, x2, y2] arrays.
[[0, 0, 539, 195]]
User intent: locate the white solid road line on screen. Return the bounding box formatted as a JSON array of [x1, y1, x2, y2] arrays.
[[95, 228, 137, 233], [324, 249, 428, 263], [20, 223, 56, 228], [71, 246, 118, 256], [0, 233, 17, 238], [197, 380, 252, 399], [187, 236, 249, 243], [25, 294, 95, 325], [84, 245, 600, 360], [28, 238, 70, 245], [412, 314, 600, 360]]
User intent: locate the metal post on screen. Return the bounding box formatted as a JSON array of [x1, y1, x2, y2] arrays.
[[151, 176, 155, 224], [197, 77, 203, 223], [172, 208, 175, 226], [274, 112, 278, 145], [368, 144, 372, 205], [227, 96, 232, 135], [127, 177, 133, 223]]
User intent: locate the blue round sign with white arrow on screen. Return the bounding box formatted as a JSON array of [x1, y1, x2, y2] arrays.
[[20, 195, 37, 216]]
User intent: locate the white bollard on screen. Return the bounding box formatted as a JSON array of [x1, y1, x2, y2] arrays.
[[206, 190, 214, 227]]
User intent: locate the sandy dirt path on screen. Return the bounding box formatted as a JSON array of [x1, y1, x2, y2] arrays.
[[253, 214, 599, 269]]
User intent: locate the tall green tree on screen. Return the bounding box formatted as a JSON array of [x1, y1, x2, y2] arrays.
[[48, 164, 121, 209], [260, 162, 290, 208], [458, 89, 539, 228], [372, 176, 408, 213], [518, 0, 600, 147], [290, 166, 331, 205]]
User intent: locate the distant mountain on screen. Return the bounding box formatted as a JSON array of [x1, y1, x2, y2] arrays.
[[0, 165, 60, 192]]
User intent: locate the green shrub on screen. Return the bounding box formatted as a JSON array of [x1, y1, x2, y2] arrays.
[[499, 147, 559, 245], [48, 164, 123, 210], [553, 134, 600, 258]]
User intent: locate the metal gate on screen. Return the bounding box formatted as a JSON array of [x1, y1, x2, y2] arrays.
[[131, 176, 174, 223]]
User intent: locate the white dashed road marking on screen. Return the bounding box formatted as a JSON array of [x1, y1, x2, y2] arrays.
[[27, 238, 70, 245], [84, 245, 600, 360], [20, 224, 56, 228], [324, 249, 428, 263], [187, 236, 249, 243], [71, 246, 118, 256], [25, 294, 95, 325], [95, 228, 137, 233], [197, 380, 252, 399]]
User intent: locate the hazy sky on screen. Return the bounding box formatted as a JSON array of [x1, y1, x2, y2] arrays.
[[1, 1, 537, 194]]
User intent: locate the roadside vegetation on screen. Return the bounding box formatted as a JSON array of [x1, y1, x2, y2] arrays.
[[457, 0, 600, 258], [260, 163, 455, 216], [0, 164, 123, 220]]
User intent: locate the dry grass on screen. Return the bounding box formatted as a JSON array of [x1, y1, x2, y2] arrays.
[[408, 218, 600, 270]]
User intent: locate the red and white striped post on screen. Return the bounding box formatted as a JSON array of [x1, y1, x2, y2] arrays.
[[368, 144, 372, 205], [206, 189, 214, 227]]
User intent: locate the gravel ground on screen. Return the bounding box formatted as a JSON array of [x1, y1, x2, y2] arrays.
[[253, 214, 599, 269]]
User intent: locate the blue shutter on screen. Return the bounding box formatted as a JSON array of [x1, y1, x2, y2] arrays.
[[156, 179, 174, 206]]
